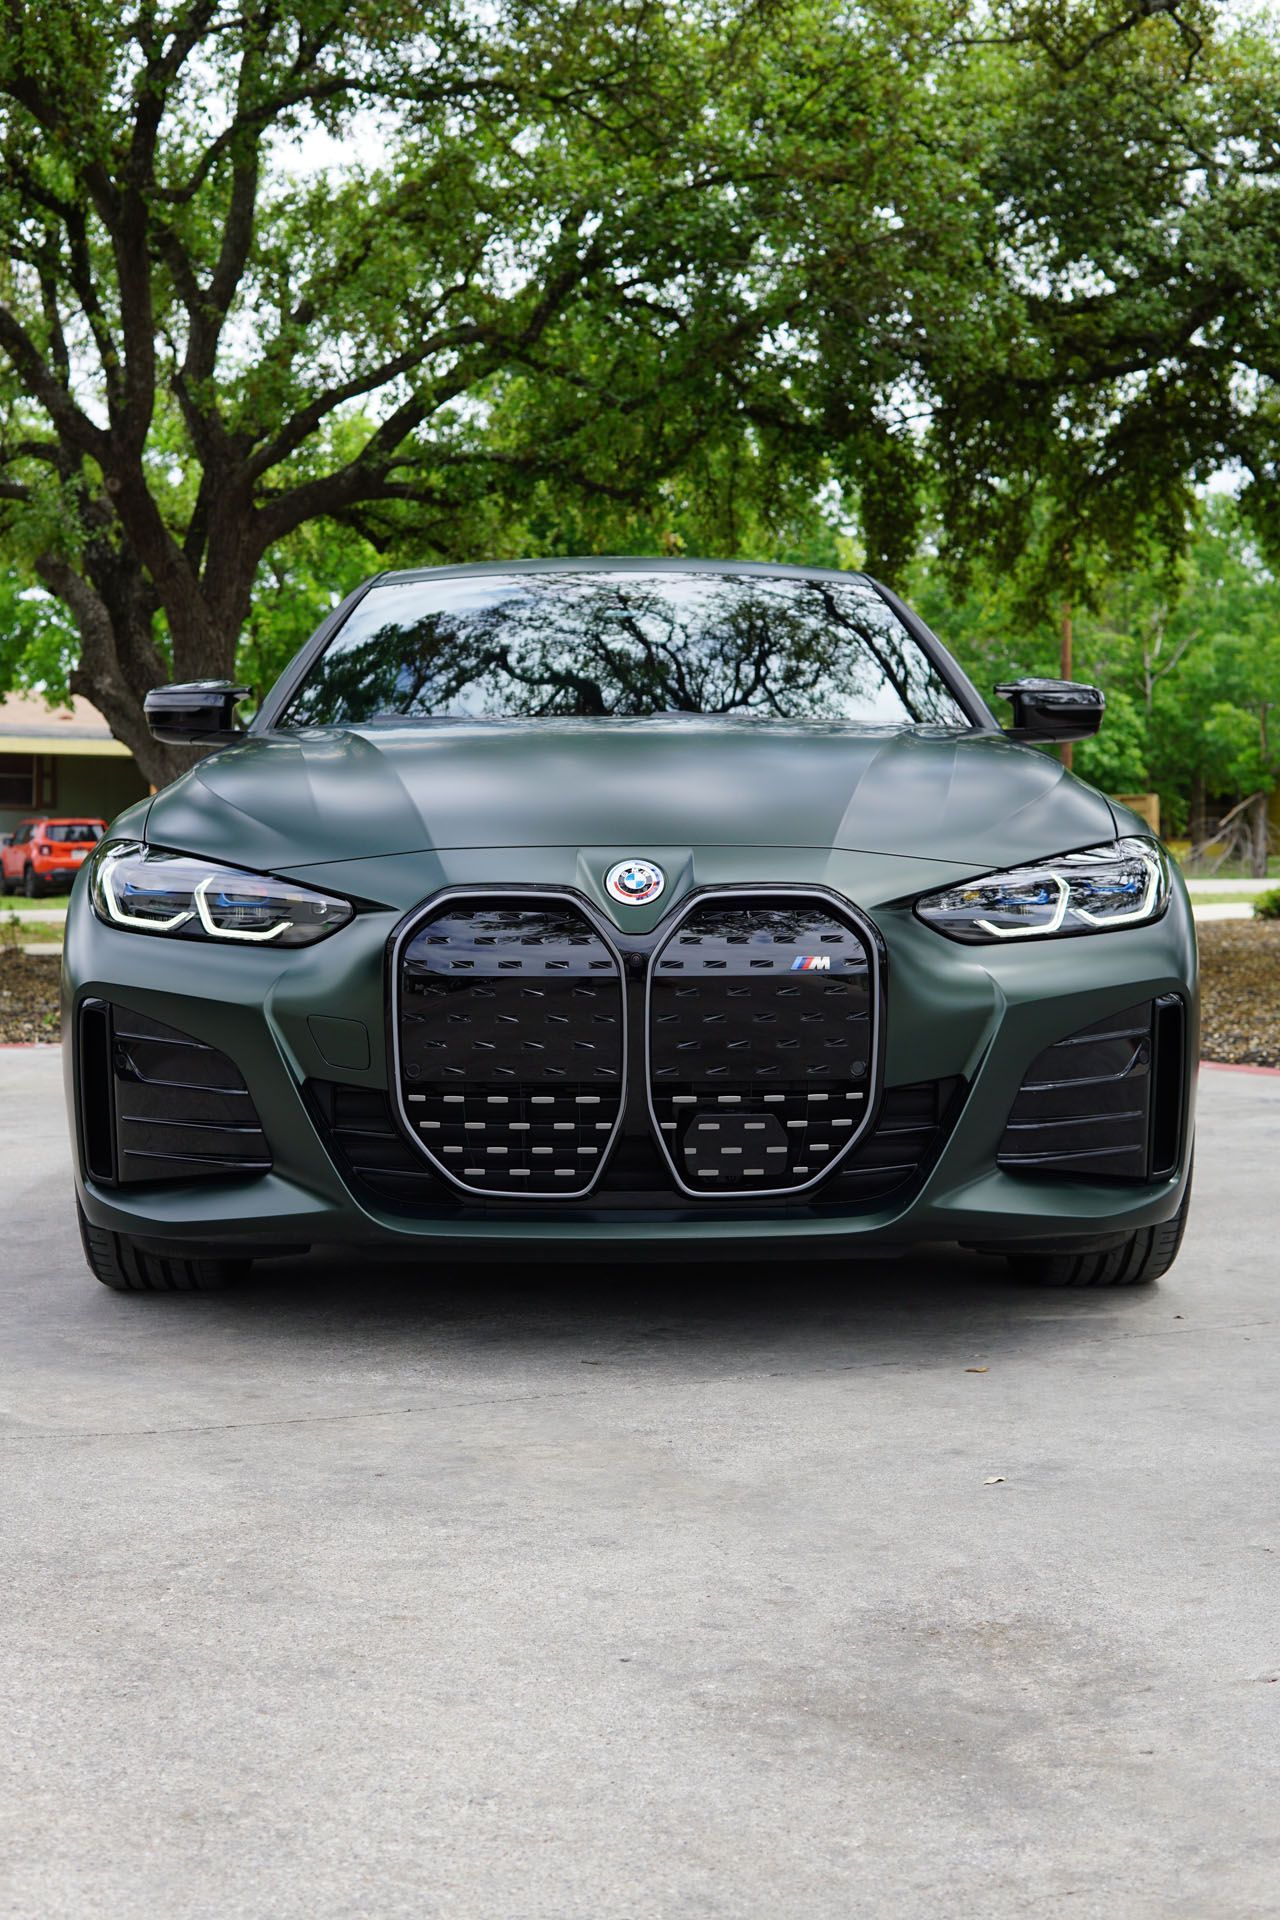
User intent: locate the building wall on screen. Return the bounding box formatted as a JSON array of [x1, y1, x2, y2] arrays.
[[53, 755, 150, 824], [0, 753, 150, 838]]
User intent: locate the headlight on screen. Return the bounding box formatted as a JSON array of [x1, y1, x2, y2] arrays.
[[916, 838, 1169, 944], [89, 842, 353, 946]]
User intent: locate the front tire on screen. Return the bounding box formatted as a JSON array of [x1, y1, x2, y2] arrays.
[[1007, 1171, 1193, 1288], [77, 1200, 252, 1293]]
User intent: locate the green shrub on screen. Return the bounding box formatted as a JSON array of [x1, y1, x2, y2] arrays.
[[1252, 889, 1280, 920]]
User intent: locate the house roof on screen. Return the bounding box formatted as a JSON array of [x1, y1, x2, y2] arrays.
[[0, 692, 133, 758]]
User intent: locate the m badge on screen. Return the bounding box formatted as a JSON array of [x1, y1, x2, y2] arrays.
[[790, 954, 831, 971]]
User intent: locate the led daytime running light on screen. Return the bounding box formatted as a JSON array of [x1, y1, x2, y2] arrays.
[[915, 838, 1169, 945], [89, 841, 352, 948]]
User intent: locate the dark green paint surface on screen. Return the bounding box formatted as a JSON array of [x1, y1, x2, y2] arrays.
[[145, 719, 1117, 886]]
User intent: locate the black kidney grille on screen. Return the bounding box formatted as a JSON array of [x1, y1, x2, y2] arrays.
[[396, 903, 624, 1194], [648, 902, 875, 1193]]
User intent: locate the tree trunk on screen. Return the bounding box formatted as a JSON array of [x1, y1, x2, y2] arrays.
[[1188, 771, 1206, 847], [37, 548, 213, 790]]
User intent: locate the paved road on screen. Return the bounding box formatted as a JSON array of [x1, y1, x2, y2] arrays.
[[2, 1049, 1278, 1920]]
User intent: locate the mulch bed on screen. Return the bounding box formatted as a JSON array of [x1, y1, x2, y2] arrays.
[[1197, 922, 1280, 1070], [2, 927, 1277, 1064], [0, 952, 61, 1044]]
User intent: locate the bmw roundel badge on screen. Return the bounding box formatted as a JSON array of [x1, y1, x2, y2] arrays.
[[605, 858, 665, 906]]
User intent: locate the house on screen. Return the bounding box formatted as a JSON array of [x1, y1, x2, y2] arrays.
[[0, 692, 150, 837]]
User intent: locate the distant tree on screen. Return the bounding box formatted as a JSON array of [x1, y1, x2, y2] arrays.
[[907, 1, 1280, 615]]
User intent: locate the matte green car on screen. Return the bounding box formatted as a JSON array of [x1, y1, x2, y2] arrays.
[[63, 559, 1196, 1292]]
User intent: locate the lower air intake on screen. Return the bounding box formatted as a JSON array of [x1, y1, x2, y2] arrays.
[[77, 1002, 271, 1185], [998, 996, 1186, 1182], [648, 896, 877, 1195], [394, 898, 625, 1197]]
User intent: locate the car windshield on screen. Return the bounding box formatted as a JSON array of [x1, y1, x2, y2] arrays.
[[282, 571, 971, 727], [46, 822, 103, 842]]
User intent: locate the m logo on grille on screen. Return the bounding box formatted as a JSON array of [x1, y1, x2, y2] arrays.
[[790, 954, 831, 971]]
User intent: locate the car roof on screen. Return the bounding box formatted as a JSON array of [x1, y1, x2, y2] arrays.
[[370, 556, 879, 589]]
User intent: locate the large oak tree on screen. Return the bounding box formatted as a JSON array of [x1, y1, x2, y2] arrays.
[[2, 0, 1279, 784], [0, 0, 866, 780]]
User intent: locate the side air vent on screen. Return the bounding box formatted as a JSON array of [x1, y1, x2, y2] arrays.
[[1148, 993, 1188, 1180], [647, 894, 879, 1196], [76, 1002, 271, 1185], [393, 896, 625, 1197], [998, 998, 1186, 1183], [77, 1000, 117, 1183]]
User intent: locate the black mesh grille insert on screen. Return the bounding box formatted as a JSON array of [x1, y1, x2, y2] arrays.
[[311, 1078, 955, 1218], [997, 1000, 1181, 1182], [648, 900, 875, 1193], [828, 1079, 961, 1205], [80, 1005, 271, 1185], [395, 900, 624, 1195]]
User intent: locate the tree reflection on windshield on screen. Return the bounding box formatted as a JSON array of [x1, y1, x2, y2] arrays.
[[285, 571, 969, 727]]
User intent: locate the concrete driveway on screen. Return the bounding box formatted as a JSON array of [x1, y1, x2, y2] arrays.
[[2, 1048, 1277, 1920]]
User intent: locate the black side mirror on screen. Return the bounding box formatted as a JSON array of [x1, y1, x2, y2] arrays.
[[996, 678, 1105, 744], [145, 681, 250, 746]]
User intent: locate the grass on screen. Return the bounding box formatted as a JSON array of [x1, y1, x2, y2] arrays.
[[0, 912, 65, 948], [12, 922, 65, 944], [1177, 857, 1280, 881]]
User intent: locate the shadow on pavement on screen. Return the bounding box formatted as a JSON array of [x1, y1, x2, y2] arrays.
[[190, 1239, 1169, 1372]]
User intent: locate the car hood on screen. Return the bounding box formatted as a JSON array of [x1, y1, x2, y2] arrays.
[[144, 717, 1117, 873]]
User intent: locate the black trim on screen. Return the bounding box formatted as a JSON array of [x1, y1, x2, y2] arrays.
[[77, 1000, 117, 1184], [1149, 993, 1187, 1180]]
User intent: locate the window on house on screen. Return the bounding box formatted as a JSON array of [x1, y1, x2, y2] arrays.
[[0, 756, 37, 808]]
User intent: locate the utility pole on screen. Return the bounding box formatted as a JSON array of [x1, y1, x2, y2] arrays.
[[1060, 598, 1074, 773]]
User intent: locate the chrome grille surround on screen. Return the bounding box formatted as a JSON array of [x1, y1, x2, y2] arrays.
[[645, 889, 882, 1199], [390, 890, 626, 1199]]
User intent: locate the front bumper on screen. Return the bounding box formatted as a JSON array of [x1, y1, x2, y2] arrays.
[[63, 844, 1198, 1259]]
